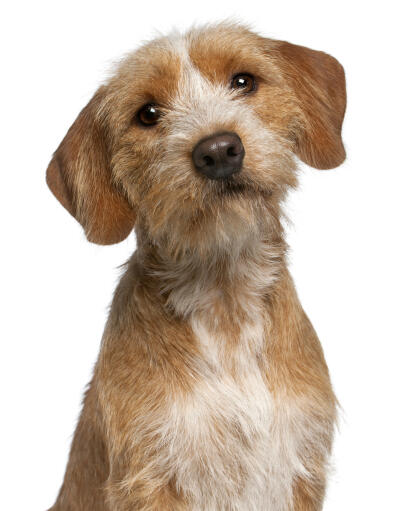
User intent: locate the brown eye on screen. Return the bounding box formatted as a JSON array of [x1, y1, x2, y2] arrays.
[[137, 103, 161, 126], [231, 74, 256, 93]]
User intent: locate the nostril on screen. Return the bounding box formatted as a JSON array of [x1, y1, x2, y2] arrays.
[[204, 155, 215, 167], [227, 146, 238, 157]]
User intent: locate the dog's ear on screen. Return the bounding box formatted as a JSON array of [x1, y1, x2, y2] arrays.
[[46, 89, 135, 245], [275, 41, 346, 170]]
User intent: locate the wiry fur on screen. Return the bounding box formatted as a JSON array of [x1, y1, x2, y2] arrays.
[[46, 22, 346, 511]]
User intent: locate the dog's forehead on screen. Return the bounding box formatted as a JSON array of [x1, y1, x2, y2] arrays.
[[114, 26, 272, 102], [186, 26, 271, 82], [113, 40, 183, 105]]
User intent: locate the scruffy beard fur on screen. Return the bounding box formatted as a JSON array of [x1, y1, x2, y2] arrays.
[[46, 22, 346, 511]]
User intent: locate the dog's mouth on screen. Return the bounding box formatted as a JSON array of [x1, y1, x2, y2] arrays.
[[216, 178, 247, 196], [212, 175, 272, 199]]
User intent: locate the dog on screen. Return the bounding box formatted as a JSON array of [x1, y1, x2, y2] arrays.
[[46, 22, 346, 511]]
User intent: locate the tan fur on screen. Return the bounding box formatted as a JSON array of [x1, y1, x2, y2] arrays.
[[47, 22, 345, 510]]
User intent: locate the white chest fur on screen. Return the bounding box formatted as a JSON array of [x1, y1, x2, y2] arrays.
[[159, 317, 312, 511]]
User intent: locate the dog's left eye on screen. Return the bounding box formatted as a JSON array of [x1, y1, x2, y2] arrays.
[[231, 74, 256, 93]]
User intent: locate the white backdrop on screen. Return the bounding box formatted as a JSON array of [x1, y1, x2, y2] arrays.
[[1, 1, 405, 509]]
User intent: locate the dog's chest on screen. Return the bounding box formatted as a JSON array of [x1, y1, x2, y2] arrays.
[[162, 318, 308, 511]]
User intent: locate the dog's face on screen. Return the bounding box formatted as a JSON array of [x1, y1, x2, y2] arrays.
[[47, 24, 346, 254]]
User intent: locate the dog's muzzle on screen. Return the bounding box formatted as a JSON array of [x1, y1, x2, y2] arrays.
[[192, 132, 245, 180]]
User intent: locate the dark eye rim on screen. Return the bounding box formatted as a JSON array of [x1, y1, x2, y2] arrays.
[[230, 73, 257, 93], [136, 103, 162, 127]]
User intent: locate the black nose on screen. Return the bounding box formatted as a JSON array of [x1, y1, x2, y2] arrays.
[[192, 132, 245, 180]]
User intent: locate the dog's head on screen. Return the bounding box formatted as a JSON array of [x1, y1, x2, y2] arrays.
[[47, 23, 346, 254]]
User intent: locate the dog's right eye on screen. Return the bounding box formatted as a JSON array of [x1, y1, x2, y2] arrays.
[[137, 104, 161, 126]]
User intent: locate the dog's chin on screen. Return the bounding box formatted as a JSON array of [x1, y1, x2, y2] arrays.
[[141, 171, 275, 259]]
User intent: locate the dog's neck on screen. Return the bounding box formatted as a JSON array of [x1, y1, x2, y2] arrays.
[[135, 220, 287, 324]]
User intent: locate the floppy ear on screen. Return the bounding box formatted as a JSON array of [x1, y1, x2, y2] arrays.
[[276, 41, 346, 169], [46, 88, 135, 244]]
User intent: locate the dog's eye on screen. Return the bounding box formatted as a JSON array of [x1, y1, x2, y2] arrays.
[[231, 74, 256, 93], [137, 104, 161, 126]]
